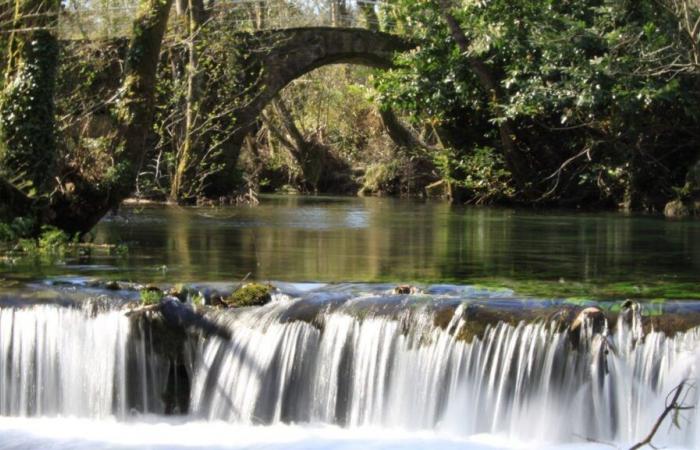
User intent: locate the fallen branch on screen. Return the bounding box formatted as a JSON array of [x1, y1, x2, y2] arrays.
[[629, 380, 694, 450]]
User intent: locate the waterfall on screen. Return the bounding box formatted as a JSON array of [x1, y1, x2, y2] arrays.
[[2, 290, 700, 448], [0, 304, 169, 418], [189, 298, 700, 447]]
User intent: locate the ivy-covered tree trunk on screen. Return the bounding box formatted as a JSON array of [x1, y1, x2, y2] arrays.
[[49, 0, 175, 233], [112, 0, 175, 202], [0, 0, 59, 194], [0, 0, 175, 233]]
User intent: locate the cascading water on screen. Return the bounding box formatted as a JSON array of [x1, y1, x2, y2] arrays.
[[189, 294, 700, 447], [0, 305, 130, 417], [2, 284, 700, 449], [0, 302, 171, 418]]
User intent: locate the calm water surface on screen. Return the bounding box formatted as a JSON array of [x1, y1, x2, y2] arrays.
[[67, 195, 700, 285], [2, 195, 699, 286]]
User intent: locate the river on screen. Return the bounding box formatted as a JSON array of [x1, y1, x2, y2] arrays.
[[1, 196, 700, 449]]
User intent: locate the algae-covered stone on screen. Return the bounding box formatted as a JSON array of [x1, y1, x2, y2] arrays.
[[140, 285, 164, 305], [225, 283, 274, 307]]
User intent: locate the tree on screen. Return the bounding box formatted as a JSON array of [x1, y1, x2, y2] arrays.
[[169, 0, 206, 201], [437, 0, 530, 190], [377, 0, 700, 209], [0, 0, 175, 233]]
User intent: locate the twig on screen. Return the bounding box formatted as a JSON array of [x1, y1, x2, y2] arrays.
[[629, 381, 690, 450]]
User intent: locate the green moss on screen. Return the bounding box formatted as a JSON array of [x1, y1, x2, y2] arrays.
[[468, 277, 700, 301], [140, 286, 163, 305], [225, 283, 273, 307]]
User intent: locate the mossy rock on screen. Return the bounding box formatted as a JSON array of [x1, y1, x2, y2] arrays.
[[140, 285, 164, 305], [225, 283, 274, 308]]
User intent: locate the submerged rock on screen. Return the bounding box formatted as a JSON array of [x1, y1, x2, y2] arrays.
[[104, 281, 121, 291], [392, 285, 421, 295], [225, 283, 274, 307]]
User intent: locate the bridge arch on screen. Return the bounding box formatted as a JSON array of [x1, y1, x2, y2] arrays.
[[204, 26, 414, 196], [234, 27, 413, 131]]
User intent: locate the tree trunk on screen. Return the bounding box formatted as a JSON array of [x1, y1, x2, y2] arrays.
[[358, 1, 432, 151], [110, 0, 175, 200], [438, 2, 530, 190], [170, 0, 205, 202], [0, 0, 174, 234], [0, 0, 59, 194], [0, 177, 34, 221], [49, 0, 175, 233]]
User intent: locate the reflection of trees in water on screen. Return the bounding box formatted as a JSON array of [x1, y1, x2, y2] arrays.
[[438, 207, 512, 281], [93, 200, 700, 283], [231, 198, 455, 281], [438, 210, 700, 283]]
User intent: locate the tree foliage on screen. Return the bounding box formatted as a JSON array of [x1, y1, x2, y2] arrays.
[[378, 0, 700, 210]]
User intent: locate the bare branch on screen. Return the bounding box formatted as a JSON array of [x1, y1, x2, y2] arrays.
[[629, 381, 694, 450]]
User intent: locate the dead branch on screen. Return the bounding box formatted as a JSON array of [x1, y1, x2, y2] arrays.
[[629, 380, 694, 450]]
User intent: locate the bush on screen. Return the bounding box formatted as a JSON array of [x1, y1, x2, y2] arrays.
[[0, 216, 36, 243]]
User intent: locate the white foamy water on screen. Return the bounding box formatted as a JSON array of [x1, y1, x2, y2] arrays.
[[0, 417, 614, 450], [0, 304, 170, 419]]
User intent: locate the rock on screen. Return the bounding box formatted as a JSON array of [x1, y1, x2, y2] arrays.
[[159, 296, 231, 339], [664, 199, 691, 218], [225, 283, 274, 307], [392, 285, 421, 295], [202, 288, 225, 307], [569, 306, 607, 346], [619, 299, 640, 325], [278, 184, 300, 195], [104, 281, 121, 290], [547, 308, 579, 333]]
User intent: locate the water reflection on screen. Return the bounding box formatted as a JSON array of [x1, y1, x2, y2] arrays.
[[86, 196, 700, 284]]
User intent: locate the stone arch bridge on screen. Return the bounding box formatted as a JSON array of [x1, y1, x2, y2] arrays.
[[191, 26, 413, 194], [231, 26, 413, 140]]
